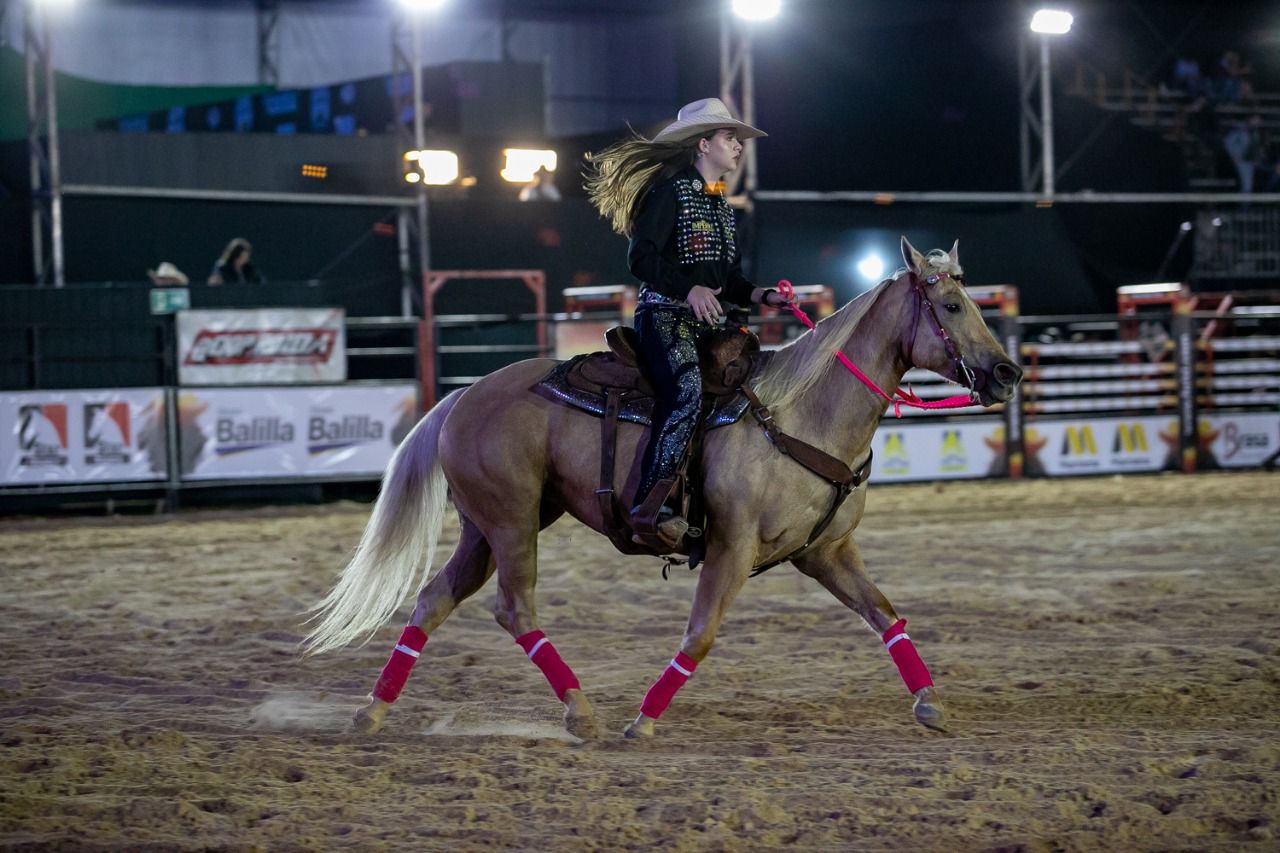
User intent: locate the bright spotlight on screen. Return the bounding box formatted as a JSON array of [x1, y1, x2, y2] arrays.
[[1030, 9, 1073, 35], [732, 0, 782, 21], [398, 0, 447, 11], [501, 149, 557, 183], [404, 149, 459, 184], [857, 254, 885, 282]]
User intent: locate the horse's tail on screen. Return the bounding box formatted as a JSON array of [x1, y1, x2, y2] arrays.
[[302, 389, 463, 656]]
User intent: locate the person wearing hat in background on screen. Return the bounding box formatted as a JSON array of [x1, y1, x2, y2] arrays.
[[147, 261, 189, 286], [584, 97, 793, 548]]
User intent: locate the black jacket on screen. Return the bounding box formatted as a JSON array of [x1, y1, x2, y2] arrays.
[[627, 166, 755, 306]]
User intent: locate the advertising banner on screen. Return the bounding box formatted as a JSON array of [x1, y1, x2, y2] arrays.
[[177, 384, 418, 480], [1199, 413, 1280, 469], [1, 389, 167, 485], [1024, 416, 1177, 476], [870, 418, 1006, 482], [176, 308, 347, 386]]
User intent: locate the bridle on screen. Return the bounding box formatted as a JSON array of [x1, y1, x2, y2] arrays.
[[903, 269, 983, 400]]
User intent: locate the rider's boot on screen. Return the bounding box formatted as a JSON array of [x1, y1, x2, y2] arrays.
[[629, 478, 687, 551]]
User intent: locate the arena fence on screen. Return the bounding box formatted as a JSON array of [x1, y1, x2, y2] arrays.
[[2, 289, 1277, 508]]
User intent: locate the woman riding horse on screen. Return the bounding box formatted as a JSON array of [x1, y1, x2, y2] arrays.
[[584, 98, 795, 549]]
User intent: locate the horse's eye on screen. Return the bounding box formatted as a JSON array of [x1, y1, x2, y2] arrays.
[[926, 274, 940, 285], [944, 303, 962, 314]]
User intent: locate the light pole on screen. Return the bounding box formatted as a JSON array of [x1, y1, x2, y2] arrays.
[[720, 0, 780, 203], [393, 0, 445, 318], [1026, 8, 1073, 197]]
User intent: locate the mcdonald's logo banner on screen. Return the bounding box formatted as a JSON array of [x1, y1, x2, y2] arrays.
[[1033, 417, 1173, 476], [870, 418, 1005, 482]]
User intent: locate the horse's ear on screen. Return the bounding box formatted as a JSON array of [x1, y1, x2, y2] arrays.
[[900, 236, 925, 273], [948, 239, 960, 266]]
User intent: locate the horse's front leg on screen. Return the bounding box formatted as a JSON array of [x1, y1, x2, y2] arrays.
[[794, 537, 947, 732], [624, 541, 754, 739]]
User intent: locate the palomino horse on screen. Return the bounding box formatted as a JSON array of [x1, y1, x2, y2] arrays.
[[305, 237, 1023, 739]]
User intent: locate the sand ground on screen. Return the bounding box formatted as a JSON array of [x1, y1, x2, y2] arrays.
[[1, 471, 1278, 851]]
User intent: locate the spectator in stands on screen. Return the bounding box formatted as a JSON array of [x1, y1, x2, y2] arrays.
[[519, 166, 562, 202], [1211, 50, 1254, 105], [1223, 114, 1265, 194], [207, 238, 264, 284], [1169, 56, 1207, 100], [147, 261, 189, 286]]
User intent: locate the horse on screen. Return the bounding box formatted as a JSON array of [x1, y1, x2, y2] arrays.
[[304, 237, 1024, 740]]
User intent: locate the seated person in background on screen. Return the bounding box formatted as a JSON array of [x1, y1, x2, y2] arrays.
[[519, 166, 562, 202], [147, 261, 189, 286], [208, 238, 264, 284]]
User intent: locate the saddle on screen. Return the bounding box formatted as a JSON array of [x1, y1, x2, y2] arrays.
[[534, 324, 767, 559]]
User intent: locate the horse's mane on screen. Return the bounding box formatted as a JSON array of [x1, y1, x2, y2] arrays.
[[751, 278, 894, 411], [753, 250, 959, 411]]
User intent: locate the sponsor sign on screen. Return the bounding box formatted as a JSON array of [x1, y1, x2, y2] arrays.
[[1029, 417, 1174, 476], [870, 418, 1004, 482], [1, 389, 167, 484], [1201, 413, 1280, 468], [178, 384, 417, 480], [177, 308, 347, 385]]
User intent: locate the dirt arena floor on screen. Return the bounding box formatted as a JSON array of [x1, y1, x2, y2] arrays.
[[1, 471, 1278, 851]]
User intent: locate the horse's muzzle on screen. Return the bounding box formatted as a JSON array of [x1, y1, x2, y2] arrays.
[[980, 360, 1023, 404]]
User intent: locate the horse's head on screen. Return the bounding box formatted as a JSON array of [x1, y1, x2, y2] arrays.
[[898, 236, 1023, 405]]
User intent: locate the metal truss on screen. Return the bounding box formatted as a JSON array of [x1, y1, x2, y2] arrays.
[[23, 0, 62, 287]]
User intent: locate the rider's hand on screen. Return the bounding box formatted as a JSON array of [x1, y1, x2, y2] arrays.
[[686, 285, 723, 324]]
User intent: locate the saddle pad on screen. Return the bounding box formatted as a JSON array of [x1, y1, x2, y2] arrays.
[[533, 354, 754, 431]]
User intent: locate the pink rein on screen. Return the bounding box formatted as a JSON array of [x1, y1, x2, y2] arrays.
[[775, 279, 980, 418]]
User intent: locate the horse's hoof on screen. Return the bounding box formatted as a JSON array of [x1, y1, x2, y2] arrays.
[[353, 698, 389, 734], [562, 689, 599, 740], [912, 686, 948, 732], [622, 713, 656, 739]]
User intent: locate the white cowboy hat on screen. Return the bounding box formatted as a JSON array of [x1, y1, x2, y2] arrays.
[[147, 261, 189, 285], [651, 98, 767, 144]]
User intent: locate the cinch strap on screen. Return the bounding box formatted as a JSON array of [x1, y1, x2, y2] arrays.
[[371, 625, 428, 704], [515, 630, 581, 702], [639, 651, 699, 719], [882, 618, 933, 694]]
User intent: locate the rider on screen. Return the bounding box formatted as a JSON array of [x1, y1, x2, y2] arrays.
[[584, 98, 793, 547]]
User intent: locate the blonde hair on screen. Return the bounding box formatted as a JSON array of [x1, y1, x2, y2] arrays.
[[217, 238, 252, 266], [583, 132, 701, 236]]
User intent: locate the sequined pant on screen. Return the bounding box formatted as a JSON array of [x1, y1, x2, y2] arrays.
[[633, 303, 711, 508]]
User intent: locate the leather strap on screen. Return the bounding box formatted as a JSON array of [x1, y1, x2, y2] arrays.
[[739, 384, 873, 577], [595, 388, 631, 551]]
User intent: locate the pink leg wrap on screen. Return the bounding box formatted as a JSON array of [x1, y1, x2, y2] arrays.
[[882, 618, 933, 694], [639, 651, 699, 719], [515, 630, 581, 701], [371, 625, 428, 703]]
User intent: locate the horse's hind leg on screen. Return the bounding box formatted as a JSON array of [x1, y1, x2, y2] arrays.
[[487, 520, 598, 740], [794, 538, 947, 732], [354, 514, 495, 733]]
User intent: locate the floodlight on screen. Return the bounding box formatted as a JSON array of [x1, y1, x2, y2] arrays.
[[403, 150, 458, 184], [1030, 9, 1073, 35], [857, 254, 885, 282], [398, 0, 447, 12], [501, 149, 557, 183], [732, 0, 782, 21]]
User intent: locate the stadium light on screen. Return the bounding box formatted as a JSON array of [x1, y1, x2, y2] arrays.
[[1030, 9, 1073, 35], [403, 149, 459, 185], [856, 253, 886, 283], [501, 149, 557, 183], [1027, 9, 1073, 196], [732, 0, 781, 21], [397, 0, 447, 12]]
